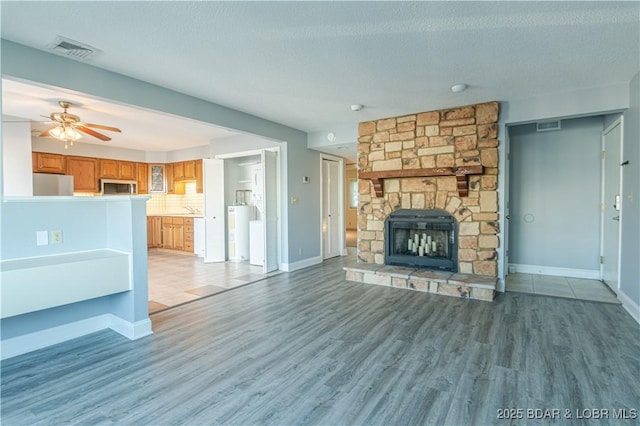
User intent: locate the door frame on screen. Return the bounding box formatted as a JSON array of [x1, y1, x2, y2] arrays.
[[319, 154, 346, 258], [215, 146, 283, 269], [600, 116, 624, 290]]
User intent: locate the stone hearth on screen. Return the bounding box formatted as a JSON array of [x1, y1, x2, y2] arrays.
[[343, 264, 496, 302]]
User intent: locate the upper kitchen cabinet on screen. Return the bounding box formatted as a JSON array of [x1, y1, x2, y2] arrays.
[[32, 152, 66, 174], [119, 161, 136, 180], [173, 160, 198, 181], [166, 163, 176, 194], [195, 159, 203, 193], [137, 163, 148, 194], [66, 156, 98, 192], [99, 159, 119, 178], [99, 159, 136, 180]]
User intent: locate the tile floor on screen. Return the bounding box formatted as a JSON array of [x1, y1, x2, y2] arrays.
[[147, 249, 282, 314], [506, 272, 620, 303]]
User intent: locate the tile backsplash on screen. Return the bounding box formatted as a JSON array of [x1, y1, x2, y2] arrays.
[[146, 182, 203, 215]]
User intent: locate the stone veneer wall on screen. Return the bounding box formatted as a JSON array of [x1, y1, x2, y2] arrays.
[[357, 102, 500, 276]]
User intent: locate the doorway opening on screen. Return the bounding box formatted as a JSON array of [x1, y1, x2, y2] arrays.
[[505, 114, 623, 303], [321, 155, 345, 260]]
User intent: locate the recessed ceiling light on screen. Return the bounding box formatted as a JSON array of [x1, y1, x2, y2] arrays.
[[351, 104, 364, 111], [450, 84, 468, 93], [327, 132, 336, 142]]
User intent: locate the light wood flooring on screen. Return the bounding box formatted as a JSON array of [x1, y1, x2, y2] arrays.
[[148, 249, 281, 314], [2, 256, 639, 425]]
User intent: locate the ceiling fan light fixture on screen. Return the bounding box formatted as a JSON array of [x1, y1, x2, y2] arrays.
[[50, 123, 82, 149]]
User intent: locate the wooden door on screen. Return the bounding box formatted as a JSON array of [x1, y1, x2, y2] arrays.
[[66, 156, 98, 192]]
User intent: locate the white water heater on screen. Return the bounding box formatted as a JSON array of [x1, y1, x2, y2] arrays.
[[228, 205, 254, 261]]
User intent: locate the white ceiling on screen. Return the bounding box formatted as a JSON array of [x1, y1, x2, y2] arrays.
[[1, 1, 639, 154]]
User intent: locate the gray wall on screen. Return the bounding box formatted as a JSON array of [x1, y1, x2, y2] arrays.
[[620, 72, 640, 307], [508, 116, 604, 271]]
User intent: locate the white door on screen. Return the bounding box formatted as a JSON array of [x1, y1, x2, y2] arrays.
[[601, 118, 623, 292], [322, 158, 341, 259], [204, 158, 226, 263], [262, 150, 279, 273]]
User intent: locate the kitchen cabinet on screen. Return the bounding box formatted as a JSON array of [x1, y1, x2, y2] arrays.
[[147, 216, 162, 248], [195, 159, 203, 193], [100, 159, 136, 180], [184, 217, 194, 253], [137, 163, 148, 194], [173, 162, 185, 181], [66, 156, 98, 192], [119, 161, 136, 180], [33, 152, 66, 174], [166, 163, 175, 194], [161, 216, 185, 251], [99, 159, 119, 179]]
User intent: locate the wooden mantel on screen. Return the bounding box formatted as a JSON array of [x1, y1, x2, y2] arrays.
[[359, 165, 483, 198]]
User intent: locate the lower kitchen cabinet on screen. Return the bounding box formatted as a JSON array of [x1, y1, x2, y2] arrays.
[[154, 216, 196, 253], [147, 216, 162, 248]]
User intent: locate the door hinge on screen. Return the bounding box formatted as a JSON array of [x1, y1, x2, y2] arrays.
[[601, 150, 607, 159], [601, 203, 606, 212], [600, 256, 604, 264]]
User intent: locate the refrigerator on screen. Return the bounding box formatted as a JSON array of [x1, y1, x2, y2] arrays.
[[32, 173, 74, 196]]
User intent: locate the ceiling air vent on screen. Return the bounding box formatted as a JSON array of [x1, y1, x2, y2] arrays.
[[48, 36, 100, 60], [536, 120, 561, 132]]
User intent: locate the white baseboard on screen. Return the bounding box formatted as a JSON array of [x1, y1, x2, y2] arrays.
[[617, 289, 640, 325], [1, 314, 153, 360], [280, 255, 323, 272], [509, 263, 600, 280], [108, 315, 153, 340]]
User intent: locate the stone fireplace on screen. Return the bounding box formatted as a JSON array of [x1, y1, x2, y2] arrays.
[[344, 102, 499, 301]]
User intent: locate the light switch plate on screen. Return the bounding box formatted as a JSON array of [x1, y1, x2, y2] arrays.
[[36, 231, 48, 246]]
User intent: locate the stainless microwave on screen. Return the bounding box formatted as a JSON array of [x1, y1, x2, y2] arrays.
[[101, 179, 138, 195]]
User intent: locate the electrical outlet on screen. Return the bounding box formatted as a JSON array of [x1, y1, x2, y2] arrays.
[[291, 196, 298, 205], [51, 230, 63, 244], [36, 231, 48, 246]]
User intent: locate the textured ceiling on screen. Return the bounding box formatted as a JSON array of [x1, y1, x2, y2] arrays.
[[1, 1, 639, 153]]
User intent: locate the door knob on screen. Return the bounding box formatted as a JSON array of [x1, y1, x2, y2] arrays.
[[612, 216, 620, 221]]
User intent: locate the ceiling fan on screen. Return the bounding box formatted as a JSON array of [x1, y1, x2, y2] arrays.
[[39, 101, 121, 148]]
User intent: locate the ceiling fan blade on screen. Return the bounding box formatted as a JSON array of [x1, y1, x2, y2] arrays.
[[76, 125, 111, 141], [82, 123, 121, 133]]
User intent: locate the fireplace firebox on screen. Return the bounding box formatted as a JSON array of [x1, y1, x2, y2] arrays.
[[384, 209, 458, 272]]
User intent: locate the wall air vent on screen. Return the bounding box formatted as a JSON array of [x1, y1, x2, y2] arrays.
[[536, 120, 561, 132], [48, 36, 100, 60]]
